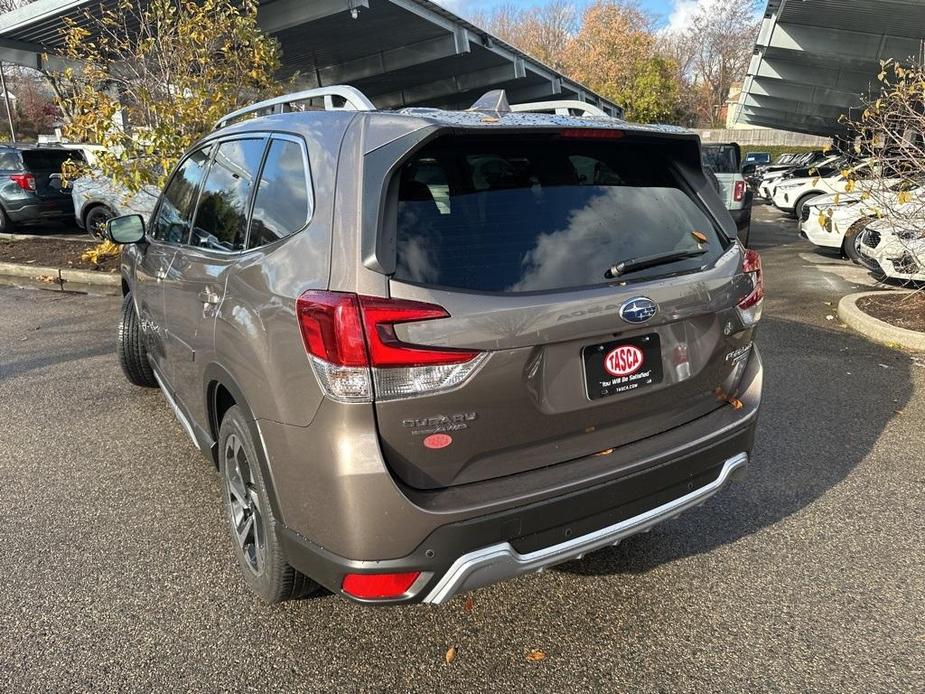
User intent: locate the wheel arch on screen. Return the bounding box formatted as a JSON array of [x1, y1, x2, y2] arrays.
[[81, 201, 114, 227], [204, 363, 286, 523]]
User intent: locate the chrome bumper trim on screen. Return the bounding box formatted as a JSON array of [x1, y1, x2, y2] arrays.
[[422, 452, 748, 604]]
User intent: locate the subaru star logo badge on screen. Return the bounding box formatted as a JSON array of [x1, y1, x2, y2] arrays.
[[619, 297, 658, 324]]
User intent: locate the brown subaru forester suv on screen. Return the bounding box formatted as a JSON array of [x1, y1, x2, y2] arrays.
[[107, 87, 763, 605]]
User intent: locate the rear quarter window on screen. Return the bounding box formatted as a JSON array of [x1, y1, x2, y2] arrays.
[[392, 135, 725, 293]]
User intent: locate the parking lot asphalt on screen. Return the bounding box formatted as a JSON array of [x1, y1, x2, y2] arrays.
[[1, 204, 923, 693]]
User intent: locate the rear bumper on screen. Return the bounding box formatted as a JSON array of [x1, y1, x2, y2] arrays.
[[274, 346, 763, 605], [423, 452, 747, 603], [5, 198, 75, 224]]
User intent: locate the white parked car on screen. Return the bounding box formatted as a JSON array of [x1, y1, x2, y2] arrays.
[[71, 174, 159, 240], [772, 161, 892, 220], [859, 218, 925, 282], [801, 184, 924, 263], [757, 154, 843, 200]]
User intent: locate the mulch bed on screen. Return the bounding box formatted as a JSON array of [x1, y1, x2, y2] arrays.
[[0, 237, 119, 272], [857, 292, 925, 333]]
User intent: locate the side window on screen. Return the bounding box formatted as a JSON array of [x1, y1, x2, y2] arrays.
[[151, 147, 211, 244], [248, 139, 311, 249], [0, 149, 22, 170], [190, 138, 266, 252]]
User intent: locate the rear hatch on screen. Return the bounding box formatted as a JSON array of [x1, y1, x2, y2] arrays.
[[370, 130, 757, 489], [22, 149, 84, 201]]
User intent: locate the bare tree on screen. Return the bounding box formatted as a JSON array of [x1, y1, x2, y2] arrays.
[[471, 1, 577, 71], [662, 0, 760, 127]]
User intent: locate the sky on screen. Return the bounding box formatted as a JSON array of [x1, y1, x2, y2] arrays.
[[432, 0, 726, 33]]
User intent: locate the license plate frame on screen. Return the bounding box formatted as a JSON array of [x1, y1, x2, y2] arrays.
[[582, 334, 663, 400]]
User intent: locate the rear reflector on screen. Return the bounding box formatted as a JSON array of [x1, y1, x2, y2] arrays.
[[296, 291, 485, 402], [9, 173, 35, 192], [342, 572, 421, 600], [559, 128, 624, 140]]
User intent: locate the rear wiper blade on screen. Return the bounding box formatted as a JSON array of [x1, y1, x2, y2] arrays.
[[605, 248, 708, 279]]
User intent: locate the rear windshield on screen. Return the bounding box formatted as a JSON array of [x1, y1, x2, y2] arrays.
[[393, 135, 725, 293], [22, 150, 84, 171], [701, 145, 739, 174]]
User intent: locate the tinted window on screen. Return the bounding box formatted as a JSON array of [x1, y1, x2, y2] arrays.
[[22, 150, 84, 171], [0, 149, 21, 170], [248, 139, 310, 248], [393, 136, 725, 293], [191, 138, 265, 252], [151, 147, 211, 244]]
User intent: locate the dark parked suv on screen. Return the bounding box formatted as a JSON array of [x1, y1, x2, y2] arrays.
[[0, 144, 84, 232], [107, 87, 764, 605]]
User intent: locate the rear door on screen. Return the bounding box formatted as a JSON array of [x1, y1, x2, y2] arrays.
[[373, 132, 754, 489], [136, 146, 212, 382]]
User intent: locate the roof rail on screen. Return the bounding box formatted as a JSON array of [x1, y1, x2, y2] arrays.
[[214, 85, 375, 130], [510, 100, 609, 118]]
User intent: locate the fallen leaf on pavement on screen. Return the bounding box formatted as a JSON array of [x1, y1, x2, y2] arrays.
[[463, 595, 474, 612], [526, 649, 546, 662], [445, 647, 457, 664]]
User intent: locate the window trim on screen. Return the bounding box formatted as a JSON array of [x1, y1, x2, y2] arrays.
[[243, 132, 315, 251], [184, 133, 270, 255], [147, 143, 214, 246]]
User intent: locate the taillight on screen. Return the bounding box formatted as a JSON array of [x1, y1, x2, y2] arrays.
[[737, 249, 764, 326], [733, 180, 746, 202], [296, 291, 486, 402], [341, 571, 422, 600], [10, 173, 35, 192]]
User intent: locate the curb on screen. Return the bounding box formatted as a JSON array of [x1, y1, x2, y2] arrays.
[[837, 290, 925, 352], [0, 260, 120, 289], [0, 232, 86, 242]]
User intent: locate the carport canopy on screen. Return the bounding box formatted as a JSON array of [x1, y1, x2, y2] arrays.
[[0, 0, 621, 116], [738, 0, 925, 137]]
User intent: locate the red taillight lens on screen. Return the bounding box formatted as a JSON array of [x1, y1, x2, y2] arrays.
[[358, 296, 479, 367], [738, 249, 764, 311], [559, 128, 624, 140], [296, 291, 480, 368], [734, 180, 746, 202], [342, 571, 421, 600], [10, 173, 35, 192], [296, 291, 368, 367]]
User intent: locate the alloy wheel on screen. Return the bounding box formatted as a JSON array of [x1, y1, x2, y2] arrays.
[[223, 433, 267, 576]]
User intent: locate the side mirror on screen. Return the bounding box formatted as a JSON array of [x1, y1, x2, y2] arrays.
[[107, 214, 145, 244], [741, 164, 757, 176]]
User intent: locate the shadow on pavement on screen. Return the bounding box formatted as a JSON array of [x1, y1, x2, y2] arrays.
[[556, 314, 914, 577]]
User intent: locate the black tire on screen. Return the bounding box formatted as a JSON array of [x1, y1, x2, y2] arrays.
[[0, 206, 13, 234], [843, 218, 873, 265], [218, 405, 320, 603], [792, 193, 817, 222], [85, 205, 114, 241], [739, 223, 751, 248], [117, 293, 158, 387]]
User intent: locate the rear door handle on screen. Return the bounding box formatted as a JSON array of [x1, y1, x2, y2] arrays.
[[198, 288, 221, 305]]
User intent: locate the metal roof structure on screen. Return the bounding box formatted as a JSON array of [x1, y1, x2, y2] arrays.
[[0, 0, 621, 116], [738, 0, 925, 137]]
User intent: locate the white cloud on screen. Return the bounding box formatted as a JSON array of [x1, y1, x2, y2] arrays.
[[664, 0, 725, 35]]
